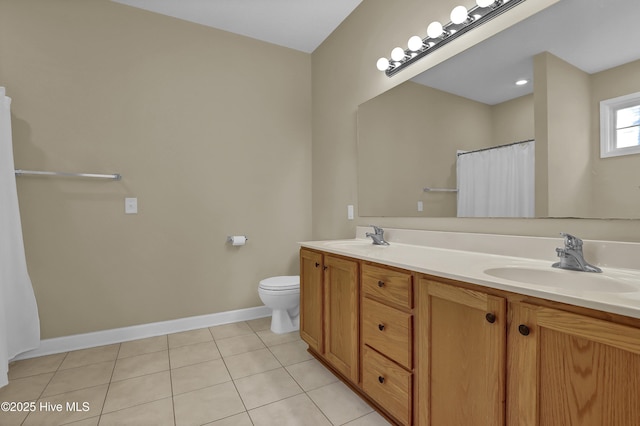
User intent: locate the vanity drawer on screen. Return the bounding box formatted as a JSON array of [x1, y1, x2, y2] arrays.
[[362, 297, 412, 369], [362, 345, 412, 426], [362, 263, 413, 309]]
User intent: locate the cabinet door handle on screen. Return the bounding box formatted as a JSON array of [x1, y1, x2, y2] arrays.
[[378, 324, 385, 331], [378, 376, 385, 384], [518, 324, 531, 336], [315, 262, 320, 267], [377, 280, 385, 288], [323, 266, 328, 271], [485, 313, 496, 323]]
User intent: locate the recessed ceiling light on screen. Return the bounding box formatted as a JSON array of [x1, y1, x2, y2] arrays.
[[515, 79, 529, 86]]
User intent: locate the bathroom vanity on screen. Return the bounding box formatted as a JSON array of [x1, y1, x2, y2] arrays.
[[299, 228, 640, 426]]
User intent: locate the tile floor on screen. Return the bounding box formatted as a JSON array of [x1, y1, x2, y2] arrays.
[[0, 318, 391, 426]]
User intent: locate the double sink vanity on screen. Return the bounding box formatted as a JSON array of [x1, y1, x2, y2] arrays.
[[299, 227, 640, 425]]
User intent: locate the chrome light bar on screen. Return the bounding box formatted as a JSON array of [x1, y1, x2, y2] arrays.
[[378, 0, 527, 77]]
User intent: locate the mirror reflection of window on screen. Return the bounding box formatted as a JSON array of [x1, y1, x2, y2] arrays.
[[600, 91, 640, 158]]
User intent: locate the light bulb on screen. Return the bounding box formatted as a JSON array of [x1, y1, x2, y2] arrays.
[[515, 79, 529, 86], [450, 6, 469, 24], [476, 0, 494, 7], [408, 36, 424, 52], [376, 57, 390, 71], [427, 21, 444, 38], [391, 47, 406, 62]]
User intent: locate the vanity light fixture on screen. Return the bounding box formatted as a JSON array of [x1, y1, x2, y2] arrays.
[[377, 0, 527, 77]]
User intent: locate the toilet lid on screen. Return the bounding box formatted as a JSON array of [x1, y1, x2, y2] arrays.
[[259, 275, 300, 291]]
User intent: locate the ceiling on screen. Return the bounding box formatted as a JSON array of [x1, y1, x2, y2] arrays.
[[111, 0, 640, 104], [111, 0, 362, 53], [412, 0, 640, 105]]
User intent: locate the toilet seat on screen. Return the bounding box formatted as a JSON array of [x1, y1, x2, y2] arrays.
[[259, 276, 299, 291]]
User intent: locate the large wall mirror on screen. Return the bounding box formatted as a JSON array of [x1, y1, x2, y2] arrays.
[[358, 0, 640, 218]]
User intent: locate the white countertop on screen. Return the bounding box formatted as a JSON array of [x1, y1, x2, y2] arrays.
[[300, 237, 640, 320]]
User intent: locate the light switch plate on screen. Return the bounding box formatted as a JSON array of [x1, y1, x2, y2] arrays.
[[125, 197, 138, 214], [347, 205, 354, 220]]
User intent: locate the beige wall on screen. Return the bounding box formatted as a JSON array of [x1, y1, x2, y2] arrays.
[[492, 94, 534, 146], [357, 81, 492, 217], [0, 0, 312, 338], [533, 53, 550, 217], [590, 59, 640, 218], [312, 0, 640, 242], [535, 52, 592, 217]]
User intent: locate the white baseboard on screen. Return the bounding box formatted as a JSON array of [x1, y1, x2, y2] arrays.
[[14, 305, 271, 361]]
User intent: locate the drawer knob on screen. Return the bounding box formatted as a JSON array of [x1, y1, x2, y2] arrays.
[[377, 280, 385, 288], [518, 324, 531, 336], [378, 376, 385, 384], [485, 313, 496, 323], [315, 262, 320, 267], [378, 323, 385, 331]]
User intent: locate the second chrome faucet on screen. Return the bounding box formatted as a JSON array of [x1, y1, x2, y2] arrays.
[[552, 232, 602, 273], [366, 225, 390, 246]]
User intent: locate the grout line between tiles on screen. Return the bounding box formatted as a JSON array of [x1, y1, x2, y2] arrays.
[[165, 334, 178, 426], [96, 343, 121, 423], [279, 358, 336, 425], [218, 344, 250, 417]]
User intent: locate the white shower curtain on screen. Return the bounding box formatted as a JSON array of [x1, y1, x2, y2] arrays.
[[0, 87, 40, 388], [457, 140, 535, 218]]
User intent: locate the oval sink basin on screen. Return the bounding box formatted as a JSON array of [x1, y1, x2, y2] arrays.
[[322, 240, 380, 248], [484, 266, 638, 293]]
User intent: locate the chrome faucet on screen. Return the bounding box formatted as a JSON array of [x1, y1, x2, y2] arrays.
[[366, 225, 390, 246], [552, 232, 602, 273]]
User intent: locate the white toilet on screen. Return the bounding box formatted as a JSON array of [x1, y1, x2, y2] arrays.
[[258, 275, 300, 334]]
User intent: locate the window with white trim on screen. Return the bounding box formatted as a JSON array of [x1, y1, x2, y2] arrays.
[[600, 91, 640, 158]]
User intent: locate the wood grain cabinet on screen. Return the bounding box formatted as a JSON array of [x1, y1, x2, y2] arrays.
[[299, 248, 359, 383], [361, 263, 414, 425], [508, 303, 640, 426], [300, 248, 324, 353], [417, 277, 640, 426], [416, 277, 506, 426], [323, 254, 359, 382], [301, 248, 640, 426]]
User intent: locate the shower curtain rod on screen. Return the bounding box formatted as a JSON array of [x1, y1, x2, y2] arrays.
[[457, 139, 534, 156], [14, 169, 122, 181]]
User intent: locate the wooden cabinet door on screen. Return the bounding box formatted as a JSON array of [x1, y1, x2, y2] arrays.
[[417, 278, 506, 426], [509, 303, 640, 426], [300, 249, 324, 353], [324, 255, 359, 383]]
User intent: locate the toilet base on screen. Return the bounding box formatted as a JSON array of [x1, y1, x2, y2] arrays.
[[270, 308, 300, 334]]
